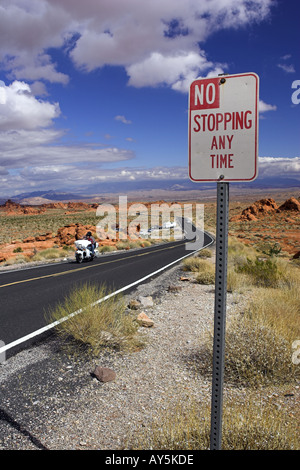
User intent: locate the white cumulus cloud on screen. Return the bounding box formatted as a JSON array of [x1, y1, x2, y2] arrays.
[[0, 80, 60, 131], [258, 156, 300, 178], [259, 100, 277, 113], [0, 0, 274, 89]]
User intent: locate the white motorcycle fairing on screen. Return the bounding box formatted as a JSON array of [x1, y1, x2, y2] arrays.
[[74, 239, 99, 263]]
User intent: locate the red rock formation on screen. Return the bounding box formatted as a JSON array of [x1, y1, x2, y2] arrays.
[[279, 197, 300, 212], [230, 198, 279, 222], [55, 224, 96, 246], [0, 199, 44, 215]]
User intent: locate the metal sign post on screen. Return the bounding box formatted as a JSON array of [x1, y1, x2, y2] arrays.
[[210, 181, 229, 450], [188, 72, 259, 451]]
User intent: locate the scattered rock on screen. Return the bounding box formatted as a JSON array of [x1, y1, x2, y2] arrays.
[[136, 312, 154, 327], [292, 251, 300, 259], [180, 276, 190, 282], [138, 296, 154, 308], [168, 285, 182, 293], [128, 299, 141, 310], [92, 366, 116, 383], [23, 237, 35, 243]]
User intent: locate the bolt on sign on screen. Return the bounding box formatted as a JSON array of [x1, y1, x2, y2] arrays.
[[189, 73, 259, 182]]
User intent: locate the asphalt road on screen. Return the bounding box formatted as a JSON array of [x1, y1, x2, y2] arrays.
[[0, 230, 214, 358]]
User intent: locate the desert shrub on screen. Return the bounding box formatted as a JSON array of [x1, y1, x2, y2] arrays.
[[140, 240, 151, 247], [197, 248, 212, 258], [182, 257, 201, 272], [31, 248, 66, 261], [127, 395, 299, 450], [116, 241, 130, 250], [197, 311, 299, 388], [13, 247, 23, 253], [226, 267, 252, 293], [236, 257, 282, 288], [260, 242, 282, 257], [224, 315, 298, 387], [46, 283, 144, 356], [228, 237, 251, 256], [182, 257, 213, 273], [129, 240, 144, 249], [5, 254, 30, 265], [99, 245, 116, 253], [246, 284, 300, 345], [195, 271, 215, 285]]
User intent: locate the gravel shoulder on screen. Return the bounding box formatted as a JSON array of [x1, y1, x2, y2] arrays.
[[0, 250, 295, 450]]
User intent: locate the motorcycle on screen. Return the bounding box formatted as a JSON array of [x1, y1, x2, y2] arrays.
[[74, 239, 99, 263]]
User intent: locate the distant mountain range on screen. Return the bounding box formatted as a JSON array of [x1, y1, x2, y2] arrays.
[[1, 175, 299, 205]]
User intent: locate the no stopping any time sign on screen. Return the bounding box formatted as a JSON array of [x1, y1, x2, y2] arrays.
[[188, 73, 259, 182]]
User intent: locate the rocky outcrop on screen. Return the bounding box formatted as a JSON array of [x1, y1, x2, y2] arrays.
[[230, 198, 279, 222], [292, 251, 300, 259], [231, 196, 300, 223], [278, 197, 300, 212], [0, 199, 44, 215], [55, 223, 96, 246]]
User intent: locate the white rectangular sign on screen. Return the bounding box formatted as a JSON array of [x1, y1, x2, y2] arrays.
[[188, 73, 259, 182]]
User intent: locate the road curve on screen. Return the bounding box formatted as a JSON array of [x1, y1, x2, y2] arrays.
[[0, 230, 214, 359]]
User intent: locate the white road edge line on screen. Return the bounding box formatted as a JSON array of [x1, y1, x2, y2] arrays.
[[0, 233, 215, 355]]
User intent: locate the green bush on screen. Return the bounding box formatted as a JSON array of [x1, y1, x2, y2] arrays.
[[236, 257, 281, 287], [260, 242, 282, 257]]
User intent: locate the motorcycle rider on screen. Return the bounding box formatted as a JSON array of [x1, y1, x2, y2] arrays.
[[84, 231, 96, 256]]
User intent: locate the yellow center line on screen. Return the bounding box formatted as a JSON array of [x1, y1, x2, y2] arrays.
[[0, 242, 187, 289]]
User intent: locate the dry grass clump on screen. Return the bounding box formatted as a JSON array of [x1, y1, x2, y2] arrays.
[[31, 248, 67, 261], [47, 283, 144, 357], [99, 245, 116, 253], [226, 236, 296, 291], [224, 315, 298, 387], [4, 254, 31, 265], [197, 248, 212, 258], [127, 395, 298, 450], [246, 283, 300, 345], [196, 316, 298, 388], [116, 239, 150, 251], [197, 237, 300, 387], [226, 268, 252, 293], [195, 271, 215, 285], [182, 256, 213, 273], [182, 256, 215, 284]]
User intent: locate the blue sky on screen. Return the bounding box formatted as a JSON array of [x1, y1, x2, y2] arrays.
[[0, 0, 299, 197]]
